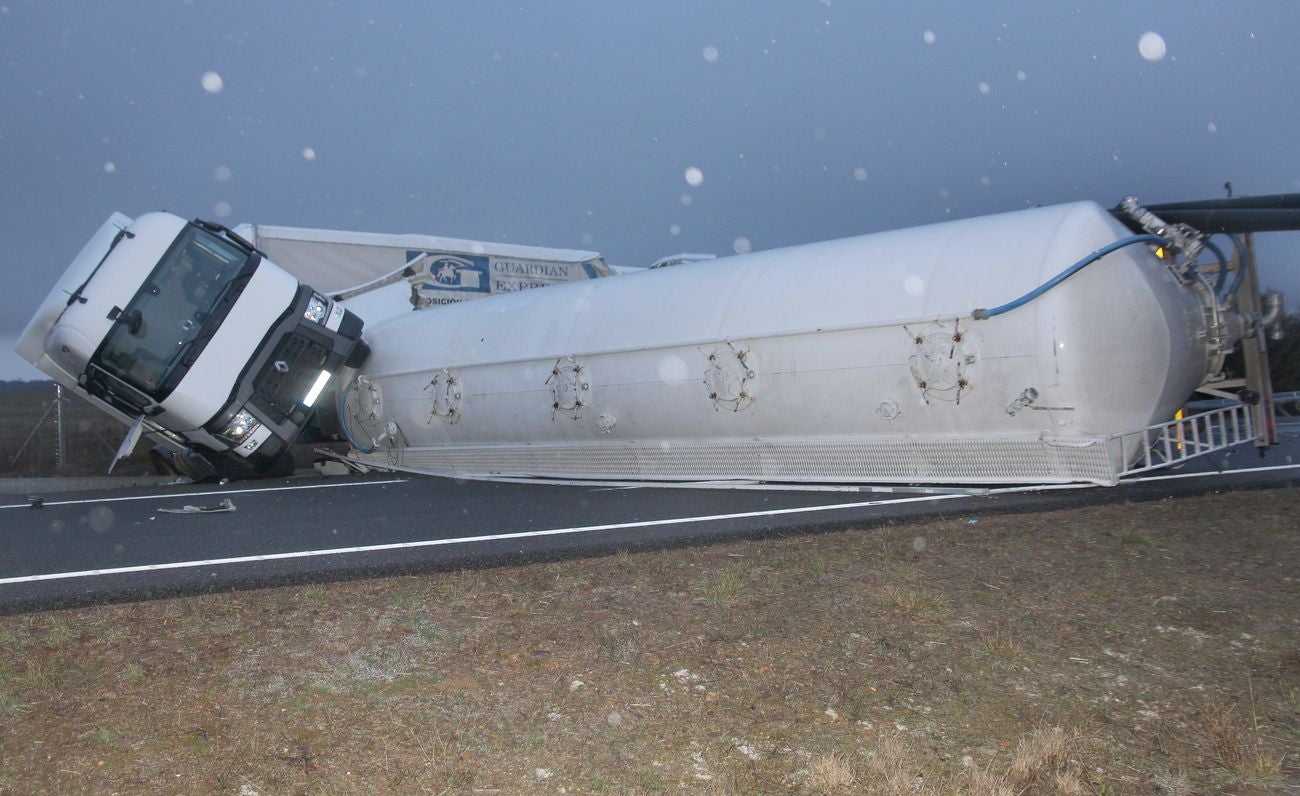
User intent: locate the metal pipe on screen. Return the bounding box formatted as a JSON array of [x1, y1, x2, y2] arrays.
[[1260, 291, 1286, 341]]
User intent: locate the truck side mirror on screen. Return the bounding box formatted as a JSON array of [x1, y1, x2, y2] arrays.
[[108, 306, 144, 335]]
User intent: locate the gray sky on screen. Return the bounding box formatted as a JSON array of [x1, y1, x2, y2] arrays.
[[3, 1, 1299, 379]]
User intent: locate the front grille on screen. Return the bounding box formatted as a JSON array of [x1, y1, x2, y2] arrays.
[[253, 333, 329, 422]]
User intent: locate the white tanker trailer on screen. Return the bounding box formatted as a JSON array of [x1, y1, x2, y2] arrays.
[[333, 196, 1289, 486]]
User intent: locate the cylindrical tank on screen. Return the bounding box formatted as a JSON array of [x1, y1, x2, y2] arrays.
[[342, 201, 1218, 485]]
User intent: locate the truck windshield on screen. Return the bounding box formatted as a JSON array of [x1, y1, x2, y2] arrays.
[[94, 224, 255, 399]]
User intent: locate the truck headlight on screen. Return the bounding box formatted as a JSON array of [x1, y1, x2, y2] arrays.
[[218, 408, 262, 443], [304, 294, 329, 324]]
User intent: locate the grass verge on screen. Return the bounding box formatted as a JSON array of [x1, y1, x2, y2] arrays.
[[1, 488, 1297, 793]]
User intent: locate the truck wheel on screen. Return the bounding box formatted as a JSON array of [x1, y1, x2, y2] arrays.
[[147, 446, 175, 475], [148, 445, 218, 481]]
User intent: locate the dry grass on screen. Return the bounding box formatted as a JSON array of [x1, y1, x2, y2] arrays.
[[1153, 767, 1196, 796], [862, 732, 914, 792], [1, 489, 1298, 793], [978, 623, 1026, 664], [807, 752, 856, 794], [953, 760, 1015, 796], [1009, 725, 1073, 782], [1201, 699, 1286, 783], [874, 584, 952, 620]]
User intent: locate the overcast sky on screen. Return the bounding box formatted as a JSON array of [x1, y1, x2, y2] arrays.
[[3, 1, 1299, 379]]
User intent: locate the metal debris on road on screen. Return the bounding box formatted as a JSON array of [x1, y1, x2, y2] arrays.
[[158, 498, 237, 514]]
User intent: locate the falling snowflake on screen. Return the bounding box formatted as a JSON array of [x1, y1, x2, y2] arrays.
[[302, 147, 317, 161], [684, 166, 704, 187], [1138, 31, 1167, 62], [200, 71, 224, 94], [702, 45, 719, 63]]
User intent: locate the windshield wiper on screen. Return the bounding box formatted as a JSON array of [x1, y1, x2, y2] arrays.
[[178, 273, 250, 368], [66, 226, 134, 306], [193, 218, 261, 256]]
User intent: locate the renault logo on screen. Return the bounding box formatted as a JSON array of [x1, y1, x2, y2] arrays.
[[273, 360, 289, 373]]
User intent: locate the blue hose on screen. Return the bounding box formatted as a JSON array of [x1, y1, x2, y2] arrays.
[[1220, 235, 1247, 302], [1200, 238, 1228, 296], [972, 233, 1165, 320]]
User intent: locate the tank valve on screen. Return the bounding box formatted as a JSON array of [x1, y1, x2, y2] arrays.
[[1005, 387, 1039, 416], [1118, 195, 1205, 265]]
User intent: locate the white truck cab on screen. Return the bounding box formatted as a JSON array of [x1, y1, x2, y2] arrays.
[[15, 212, 369, 475]]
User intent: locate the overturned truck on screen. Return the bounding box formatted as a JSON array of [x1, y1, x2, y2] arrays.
[[14, 194, 1294, 486]]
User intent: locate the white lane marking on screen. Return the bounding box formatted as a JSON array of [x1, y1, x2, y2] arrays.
[[0, 493, 971, 586], [1122, 462, 1300, 483], [0, 478, 408, 511], [352, 457, 1300, 494], [979, 462, 1300, 495], [449, 472, 984, 496]]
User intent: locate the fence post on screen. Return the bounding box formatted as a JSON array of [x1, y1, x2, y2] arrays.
[[56, 383, 66, 469]]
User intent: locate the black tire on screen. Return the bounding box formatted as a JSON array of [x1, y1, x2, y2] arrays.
[[150, 443, 295, 482], [147, 446, 175, 475]]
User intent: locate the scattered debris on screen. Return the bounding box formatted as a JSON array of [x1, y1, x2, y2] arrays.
[[314, 460, 351, 476], [158, 498, 236, 514], [312, 449, 372, 475]]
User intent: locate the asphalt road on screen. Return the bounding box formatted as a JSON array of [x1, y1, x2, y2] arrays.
[[3, 430, 1297, 614]]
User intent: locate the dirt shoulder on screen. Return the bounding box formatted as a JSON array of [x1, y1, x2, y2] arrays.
[[2, 488, 1297, 794]]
